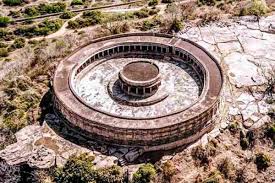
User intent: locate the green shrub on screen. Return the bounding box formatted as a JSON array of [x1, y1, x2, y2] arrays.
[[0, 42, 8, 48], [24, 6, 39, 17], [148, 0, 158, 6], [133, 8, 151, 18], [255, 152, 271, 171], [240, 138, 249, 150], [8, 10, 21, 18], [240, 0, 268, 16], [169, 19, 183, 32], [161, 0, 173, 3], [54, 153, 124, 183], [228, 122, 239, 133], [133, 163, 156, 183], [96, 165, 124, 183], [191, 144, 216, 165], [60, 11, 76, 19], [38, 2, 67, 14], [266, 123, 275, 143], [0, 16, 11, 27], [113, 22, 130, 34], [71, 0, 84, 6], [141, 20, 156, 31], [82, 10, 103, 21], [3, 0, 22, 6], [14, 19, 63, 37], [54, 153, 96, 183], [68, 11, 103, 29], [0, 48, 8, 57], [11, 37, 26, 49]]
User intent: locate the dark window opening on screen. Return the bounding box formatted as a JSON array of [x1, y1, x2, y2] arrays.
[[119, 46, 123, 52], [130, 87, 136, 94], [157, 47, 161, 52], [138, 88, 143, 95], [142, 46, 146, 51], [130, 46, 134, 51], [169, 47, 173, 53]]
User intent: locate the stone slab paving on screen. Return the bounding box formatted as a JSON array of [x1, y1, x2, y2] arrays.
[[73, 57, 200, 118], [178, 15, 275, 131]]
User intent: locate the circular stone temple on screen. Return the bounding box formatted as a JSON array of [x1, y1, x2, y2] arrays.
[[53, 33, 223, 152], [119, 61, 161, 97]]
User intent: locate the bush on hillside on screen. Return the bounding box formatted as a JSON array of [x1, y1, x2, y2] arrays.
[[240, 0, 268, 16], [191, 144, 217, 165], [162, 0, 173, 3], [132, 163, 156, 183], [148, 0, 159, 6], [0, 28, 14, 41], [169, 18, 183, 32], [71, 0, 84, 6], [0, 42, 8, 48], [14, 19, 63, 37], [24, 6, 39, 17], [60, 11, 76, 19], [54, 153, 125, 183], [54, 153, 95, 183], [3, 0, 22, 6], [38, 2, 66, 14], [11, 38, 26, 49], [0, 16, 12, 27], [0, 48, 8, 57], [255, 152, 271, 171], [266, 123, 275, 143]]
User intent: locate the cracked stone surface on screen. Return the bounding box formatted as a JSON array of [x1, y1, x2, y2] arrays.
[[73, 57, 201, 118], [178, 15, 275, 131], [0, 114, 120, 169]]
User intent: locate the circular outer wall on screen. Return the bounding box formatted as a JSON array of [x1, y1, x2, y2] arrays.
[[53, 33, 223, 152]]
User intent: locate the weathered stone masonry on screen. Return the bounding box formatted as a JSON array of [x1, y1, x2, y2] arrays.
[[53, 33, 223, 151]]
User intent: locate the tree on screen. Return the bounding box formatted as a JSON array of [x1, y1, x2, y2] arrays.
[[3, 0, 22, 6], [148, 0, 159, 6], [54, 153, 96, 183], [132, 163, 156, 183], [0, 17, 12, 27], [255, 152, 271, 171]]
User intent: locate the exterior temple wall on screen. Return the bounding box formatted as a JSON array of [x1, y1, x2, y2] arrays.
[[53, 33, 223, 151]]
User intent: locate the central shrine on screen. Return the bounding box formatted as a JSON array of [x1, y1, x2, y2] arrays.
[[119, 61, 161, 97]]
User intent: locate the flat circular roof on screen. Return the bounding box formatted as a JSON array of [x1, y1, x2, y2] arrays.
[[122, 61, 159, 82]]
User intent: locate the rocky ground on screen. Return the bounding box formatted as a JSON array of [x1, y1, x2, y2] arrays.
[[0, 12, 274, 183]]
